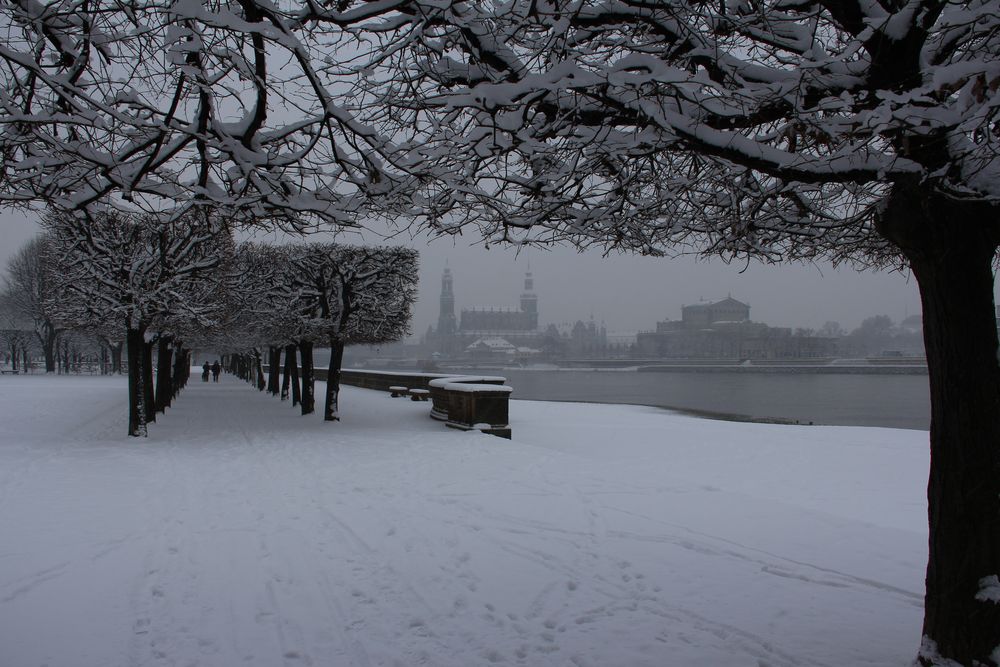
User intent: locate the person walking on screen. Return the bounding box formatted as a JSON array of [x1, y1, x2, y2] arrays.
[[211, 360, 221, 382], [202, 361, 210, 382]]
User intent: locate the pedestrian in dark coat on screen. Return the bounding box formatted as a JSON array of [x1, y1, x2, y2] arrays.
[[202, 362, 210, 382], [211, 361, 221, 382]]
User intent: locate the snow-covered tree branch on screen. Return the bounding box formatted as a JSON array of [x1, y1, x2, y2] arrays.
[[44, 208, 231, 436], [0, 0, 428, 227]]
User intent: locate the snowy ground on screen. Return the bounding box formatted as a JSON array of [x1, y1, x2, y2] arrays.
[[0, 373, 928, 667]]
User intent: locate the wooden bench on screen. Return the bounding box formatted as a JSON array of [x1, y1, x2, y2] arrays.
[[0, 369, 18, 375], [389, 385, 408, 397], [409, 388, 429, 401]]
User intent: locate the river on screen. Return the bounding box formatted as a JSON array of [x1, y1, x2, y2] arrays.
[[440, 368, 930, 431]]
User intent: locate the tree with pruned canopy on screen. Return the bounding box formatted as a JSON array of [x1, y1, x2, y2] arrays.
[[283, 243, 417, 421], [225, 243, 300, 400], [215, 242, 416, 421], [44, 209, 232, 436]]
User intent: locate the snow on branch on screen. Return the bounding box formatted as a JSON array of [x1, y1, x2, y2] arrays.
[[345, 0, 1000, 266], [0, 0, 429, 227]]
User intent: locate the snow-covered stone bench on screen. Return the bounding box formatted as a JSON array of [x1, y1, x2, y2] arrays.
[[333, 370, 512, 438], [428, 379, 513, 439], [427, 376, 507, 421]]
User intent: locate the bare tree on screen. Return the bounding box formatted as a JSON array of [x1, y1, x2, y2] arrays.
[[0, 292, 31, 372], [2, 235, 63, 372]]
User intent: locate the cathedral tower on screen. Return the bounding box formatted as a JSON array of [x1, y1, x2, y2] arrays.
[[520, 271, 538, 330], [437, 267, 457, 336]]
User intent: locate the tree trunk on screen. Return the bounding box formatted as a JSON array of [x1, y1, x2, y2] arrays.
[[40, 325, 56, 373], [289, 344, 301, 406], [111, 342, 123, 374], [155, 338, 173, 413], [172, 345, 187, 398], [143, 339, 156, 424], [281, 344, 293, 401], [914, 251, 1000, 666], [268, 346, 280, 395], [324, 339, 345, 421], [299, 340, 314, 415], [126, 326, 148, 437], [255, 350, 266, 391], [879, 188, 1000, 666]]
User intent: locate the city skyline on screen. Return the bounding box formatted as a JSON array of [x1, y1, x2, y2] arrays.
[[407, 244, 928, 341], [0, 207, 965, 341]]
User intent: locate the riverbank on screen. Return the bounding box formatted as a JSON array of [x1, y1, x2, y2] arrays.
[[0, 373, 926, 667]]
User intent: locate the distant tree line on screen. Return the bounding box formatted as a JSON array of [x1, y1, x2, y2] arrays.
[[1, 237, 125, 375], [794, 317, 925, 358]]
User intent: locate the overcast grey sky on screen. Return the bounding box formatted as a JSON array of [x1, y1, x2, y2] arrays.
[[0, 208, 959, 339]]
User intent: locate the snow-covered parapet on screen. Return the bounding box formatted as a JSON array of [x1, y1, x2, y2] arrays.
[[441, 383, 513, 394], [428, 375, 507, 388]]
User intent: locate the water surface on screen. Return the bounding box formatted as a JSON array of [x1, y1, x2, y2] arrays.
[[478, 369, 930, 431]]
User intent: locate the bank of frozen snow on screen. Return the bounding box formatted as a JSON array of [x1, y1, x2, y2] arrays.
[[0, 374, 927, 667]]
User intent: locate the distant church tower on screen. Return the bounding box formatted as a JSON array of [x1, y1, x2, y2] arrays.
[[438, 267, 457, 336], [520, 271, 538, 330]]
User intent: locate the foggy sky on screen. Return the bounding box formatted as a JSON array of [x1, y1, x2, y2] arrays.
[[0, 207, 962, 339]]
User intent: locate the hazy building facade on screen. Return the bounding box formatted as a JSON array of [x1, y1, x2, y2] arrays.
[[459, 271, 539, 333], [680, 296, 751, 328], [427, 268, 545, 359], [426, 267, 633, 362], [636, 297, 836, 360]]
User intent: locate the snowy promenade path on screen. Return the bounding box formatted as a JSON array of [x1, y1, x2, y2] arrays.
[[0, 373, 928, 667]]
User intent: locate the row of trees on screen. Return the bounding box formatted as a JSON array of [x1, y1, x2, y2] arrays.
[[0, 326, 122, 375], [41, 210, 230, 436], [222, 242, 417, 422], [0, 0, 996, 662], [4, 214, 417, 437]]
